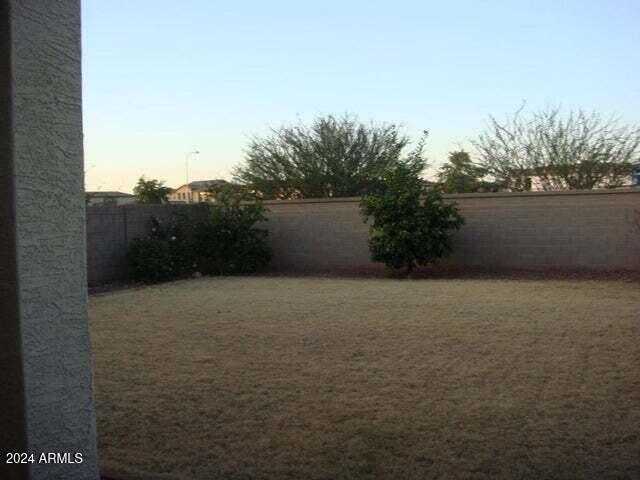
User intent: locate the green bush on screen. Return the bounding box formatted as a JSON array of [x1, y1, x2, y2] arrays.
[[127, 236, 174, 283], [172, 199, 271, 275], [361, 159, 464, 276], [127, 186, 272, 283]]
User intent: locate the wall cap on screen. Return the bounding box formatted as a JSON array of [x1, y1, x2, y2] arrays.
[[261, 188, 640, 205], [86, 188, 640, 210]]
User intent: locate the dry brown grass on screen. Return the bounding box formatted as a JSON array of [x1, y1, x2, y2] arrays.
[[90, 277, 640, 480]]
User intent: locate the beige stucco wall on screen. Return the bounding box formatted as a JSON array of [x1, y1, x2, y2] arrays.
[[169, 185, 206, 204], [1, 1, 100, 478], [169, 185, 192, 203]]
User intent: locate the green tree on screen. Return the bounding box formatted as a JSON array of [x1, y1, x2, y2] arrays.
[[437, 150, 488, 193], [133, 176, 173, 204], [234, 114, 427, 199], [474, 106, 640, 191], [361, 157, 464, 276]]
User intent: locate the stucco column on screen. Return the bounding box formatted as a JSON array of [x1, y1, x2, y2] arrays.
[[0, 1, 99, 479]]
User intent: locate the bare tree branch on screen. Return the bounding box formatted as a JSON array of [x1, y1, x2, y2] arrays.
[[473, 107, 640, 191]]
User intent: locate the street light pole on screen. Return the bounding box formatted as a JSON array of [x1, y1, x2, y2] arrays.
[[185, 150, 200, 184], [185, 150, 199, 204]]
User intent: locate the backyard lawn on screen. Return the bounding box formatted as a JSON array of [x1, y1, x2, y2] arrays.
[[90, 277, 640, 480]]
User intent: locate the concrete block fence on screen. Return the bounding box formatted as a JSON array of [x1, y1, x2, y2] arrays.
[[86, 204, 179, 285], [86, 189, 640, 286]]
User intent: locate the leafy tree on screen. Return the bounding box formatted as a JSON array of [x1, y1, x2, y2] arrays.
[[474, 106, 640, 191], [234, 114, 427, 199], [437, 150, 488, 193], [133, 176, 173, 204], [361, 157, 464, 276]]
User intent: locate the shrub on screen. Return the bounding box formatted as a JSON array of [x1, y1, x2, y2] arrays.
[[127, 237, 174, 283], [127, 186, 272, 283], [361, 159, 464, 276]]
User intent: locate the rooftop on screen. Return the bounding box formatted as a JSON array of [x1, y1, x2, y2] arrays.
[[86, 191, 134, 197], [174, 179, 231, 191]]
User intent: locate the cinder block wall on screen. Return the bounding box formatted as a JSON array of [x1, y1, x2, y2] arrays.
[[446, 190, 640, 269], [86, 204, 178, 285], [263, 190, 640, 272], [262, 198, 372, 272], [86, 189, 640, 285]]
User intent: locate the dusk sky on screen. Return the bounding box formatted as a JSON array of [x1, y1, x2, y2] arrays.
[[82, 0, 640, 193]]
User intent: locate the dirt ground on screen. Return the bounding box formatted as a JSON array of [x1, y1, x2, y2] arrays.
[[90, 276, 640, 479]]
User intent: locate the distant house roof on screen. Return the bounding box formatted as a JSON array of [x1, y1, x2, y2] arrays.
[[86, 191, 134, 198], [508, 163, 640, 176], [174, 180, 230, 191]]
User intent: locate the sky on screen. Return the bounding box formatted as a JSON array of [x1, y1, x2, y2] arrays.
[[82, 0, 640, 193]]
